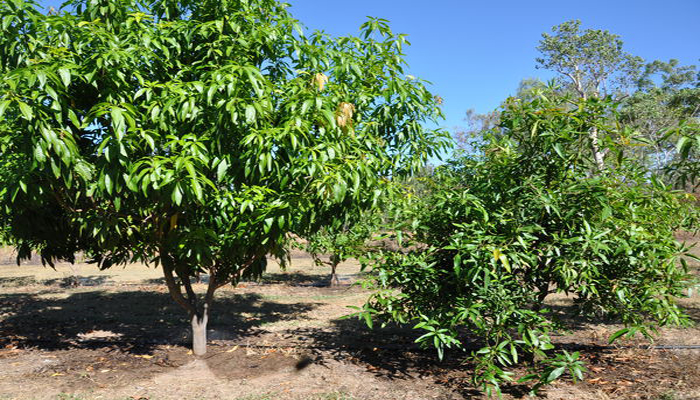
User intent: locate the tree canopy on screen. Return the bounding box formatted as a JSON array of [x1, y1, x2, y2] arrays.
[[536, 19, 643, 100], [0, 0, 449, 354]]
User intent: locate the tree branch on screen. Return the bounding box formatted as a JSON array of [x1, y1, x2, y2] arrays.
[[160, 250, 196, 315]]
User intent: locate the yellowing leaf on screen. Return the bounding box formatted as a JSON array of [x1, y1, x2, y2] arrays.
[[336, 102, 355, 128], [312, 73, 328, 91], [169, 213, 179, 231]]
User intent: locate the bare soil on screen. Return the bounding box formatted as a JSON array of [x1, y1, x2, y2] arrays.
[[0, 248, 699, 400]]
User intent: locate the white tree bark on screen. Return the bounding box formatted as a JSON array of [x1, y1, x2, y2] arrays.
[[191, 304, 209, 357]]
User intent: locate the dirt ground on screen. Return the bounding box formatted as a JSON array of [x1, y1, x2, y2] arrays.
[[1, 247, 700, 400]]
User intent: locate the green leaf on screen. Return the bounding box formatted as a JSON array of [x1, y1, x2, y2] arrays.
[[18, 102, 33, 121], [546, 366, 566, 383], [171, 184, 183, 206], [245, 105, 256, 124], [0, 100, 10, 120], [608, 328, 629, 344], [58, 68, 71, 87], [216, 158, 229, 182], [192, 179, 203, 201], [34, 143, 46, 163], [68, 109, 81, 128], [104, 174, 113, 195], [111, 107, 125, 140]]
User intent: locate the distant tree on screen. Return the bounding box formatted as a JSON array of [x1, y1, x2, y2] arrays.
[[303, 210, 379, 286], [454, 79, 550, 151], [453, 108, 499, 152], [621, 59, 699, 178], [536, 20, 643, 100], [0, 0, 449, 355], [536, 20, 644, 170], [514, 77, 551, 101], [668, 119, 700, 190]]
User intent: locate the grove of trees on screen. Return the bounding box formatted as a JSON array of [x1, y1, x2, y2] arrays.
[[1, 1, 699, 396]]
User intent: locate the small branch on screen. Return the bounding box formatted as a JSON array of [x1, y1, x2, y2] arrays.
[[205, 271, 218, 306], [232, 254, 262, 284], [181, 271, 198, 308]]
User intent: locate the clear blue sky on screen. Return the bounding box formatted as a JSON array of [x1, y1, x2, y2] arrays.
[[285, 0, 700, 133], [38, 0, 700, 134]]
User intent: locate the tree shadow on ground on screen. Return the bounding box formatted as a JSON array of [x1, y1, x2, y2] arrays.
[[0, 289, 318, 353], [681, 304, 700, 323], [259, 272, 332, 286], [295, 317, 530, 398], [0, 275, 111, 288], [0, 275, 40, 287]]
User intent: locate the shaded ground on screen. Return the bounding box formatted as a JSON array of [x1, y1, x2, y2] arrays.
[[0, 248, 699, 399]]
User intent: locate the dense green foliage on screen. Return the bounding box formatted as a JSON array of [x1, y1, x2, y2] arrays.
[[0, 0, 449, 354], [361, 94, 696, 395], [669, 119, 700, 188]]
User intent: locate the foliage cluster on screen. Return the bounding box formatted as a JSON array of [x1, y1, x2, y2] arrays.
[[0, 0, 449, 354], [359, 94, 697, 395]]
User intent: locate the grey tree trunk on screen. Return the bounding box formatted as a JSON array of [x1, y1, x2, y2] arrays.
[[589, 125, 606, 171], [329, 256, 340, 287], [329, 268, 340, 287], [191, 304, 209, 357]]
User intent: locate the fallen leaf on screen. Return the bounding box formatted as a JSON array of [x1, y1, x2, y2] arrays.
[[51, 372, 64, 376], [226, 345, 239, 353], [100, 369, 111, 373], [135, 355, 154, 359]]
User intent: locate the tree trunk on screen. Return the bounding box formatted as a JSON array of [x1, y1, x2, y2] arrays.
[[589, 125, 605, 172], [329, 256, 340, 287], [329, 269, 340, 287], [160, 251, 217, 357], [191, 304, 209, 357]]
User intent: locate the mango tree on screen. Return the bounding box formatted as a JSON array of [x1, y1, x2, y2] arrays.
[[359, 94, 696, 395], [302, 209, 380, 286], [0, 0, 449, 355]]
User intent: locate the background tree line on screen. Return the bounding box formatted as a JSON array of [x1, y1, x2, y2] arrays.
[[456, 20, 699, 189]]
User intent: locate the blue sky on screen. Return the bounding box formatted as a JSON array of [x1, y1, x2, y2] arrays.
[[286, 0, 700, 133], [38, 0, 700, 134]]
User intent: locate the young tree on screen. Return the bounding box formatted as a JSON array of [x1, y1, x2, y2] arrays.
[[303, 210, 379, 286], [358, 94, 696, 395], [0, 0, 449, 355]]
